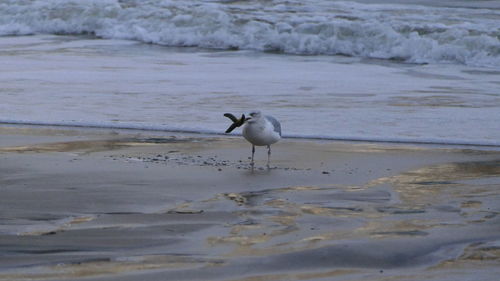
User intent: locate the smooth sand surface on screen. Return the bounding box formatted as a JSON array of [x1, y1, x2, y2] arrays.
[[0, 126, 499, 281]]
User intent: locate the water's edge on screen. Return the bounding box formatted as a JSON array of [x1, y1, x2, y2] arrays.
[[2, 120, 499, 148]]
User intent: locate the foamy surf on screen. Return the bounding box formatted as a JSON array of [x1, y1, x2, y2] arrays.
[[1, 0, 499, 67], [2, 120, 499, 148]]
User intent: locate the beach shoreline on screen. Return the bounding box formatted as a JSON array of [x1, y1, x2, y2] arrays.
[[2, 34, 499, 147], [1, 125, 499, 280], [2, 0, 499, 279]]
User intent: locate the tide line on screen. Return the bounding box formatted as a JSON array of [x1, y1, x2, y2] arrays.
[[1, 119, 499, 149]]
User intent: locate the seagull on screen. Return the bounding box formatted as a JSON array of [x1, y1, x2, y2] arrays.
[[242, 110, 281, 168]]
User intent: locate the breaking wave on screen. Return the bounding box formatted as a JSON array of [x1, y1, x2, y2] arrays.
[[1, 0, 499, 67]]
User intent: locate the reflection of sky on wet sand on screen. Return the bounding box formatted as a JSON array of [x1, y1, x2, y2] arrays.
[[1, 131, 499, 281], [368, 160, 500, 210], [197, 159, 500, 279]]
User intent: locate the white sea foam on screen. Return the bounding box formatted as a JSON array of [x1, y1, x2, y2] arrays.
[[2, 119, 499, 148], [1, 0, 499, 67]]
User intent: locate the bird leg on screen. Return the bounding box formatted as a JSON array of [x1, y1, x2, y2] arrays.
[[267, 145, 271, 169], [251, 145, 255, 168]]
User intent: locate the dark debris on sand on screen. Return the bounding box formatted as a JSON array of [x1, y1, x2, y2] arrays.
[[107, 151, 316, 172]]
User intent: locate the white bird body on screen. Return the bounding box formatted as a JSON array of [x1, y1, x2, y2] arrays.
[[242, 116, 281, 146], [241, 110, 281, 168]]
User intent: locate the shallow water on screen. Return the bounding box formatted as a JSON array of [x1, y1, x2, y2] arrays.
[[1, 0, 500, 146], [0, 35, 499, 146]]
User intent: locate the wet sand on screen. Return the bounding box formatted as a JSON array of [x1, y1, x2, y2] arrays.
[[0, 126, 499, 281]]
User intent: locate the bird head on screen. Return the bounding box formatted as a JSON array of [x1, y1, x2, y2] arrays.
[[245, 110, 262, 123]]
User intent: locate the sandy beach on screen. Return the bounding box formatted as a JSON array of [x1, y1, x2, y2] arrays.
[[0, 125, 499, 281], [2, 0, 499, 279]]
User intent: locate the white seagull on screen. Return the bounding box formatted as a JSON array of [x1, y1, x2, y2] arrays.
[[242, 110, 281, 167]]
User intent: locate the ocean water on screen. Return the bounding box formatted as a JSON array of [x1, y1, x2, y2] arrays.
[[0, 0, 499, 146]]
